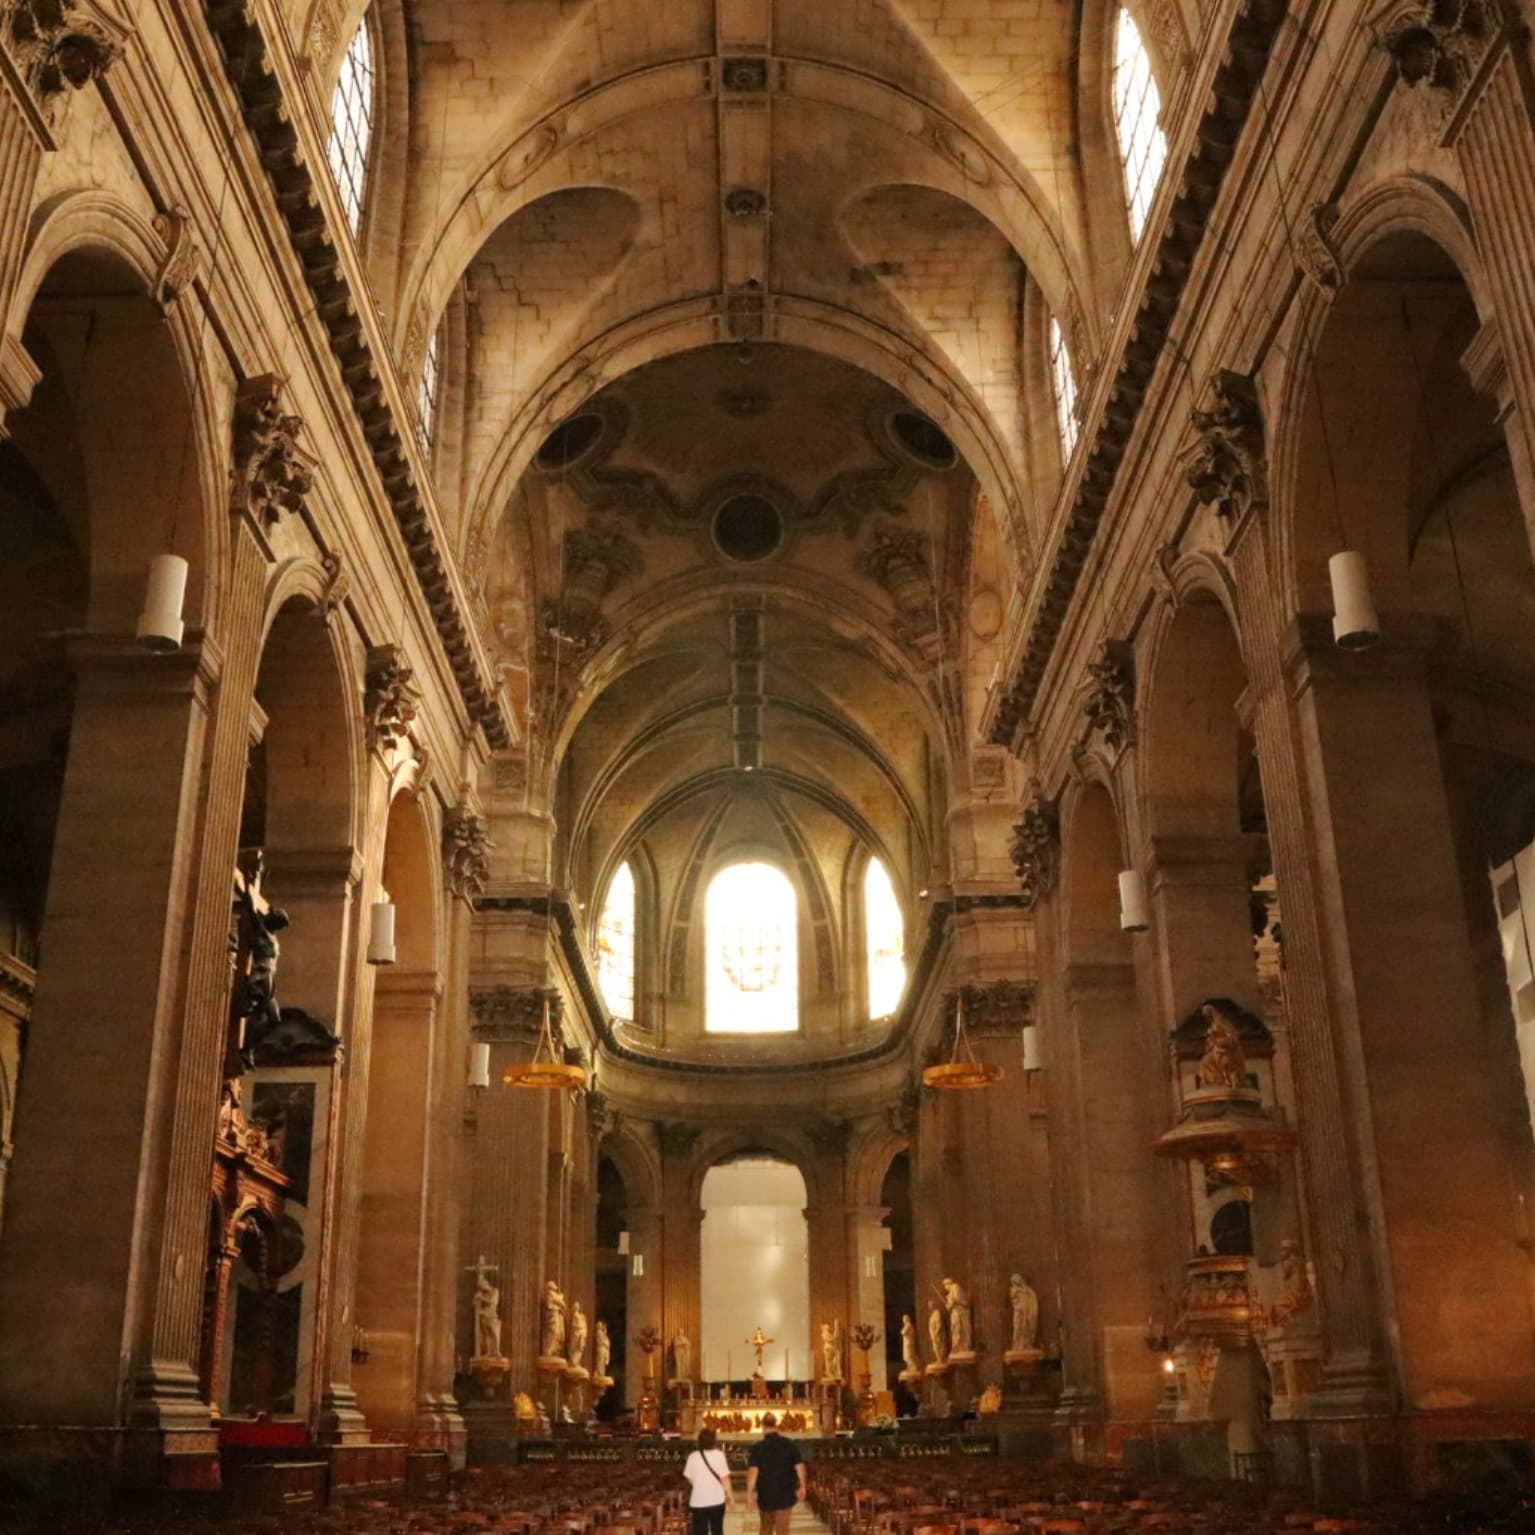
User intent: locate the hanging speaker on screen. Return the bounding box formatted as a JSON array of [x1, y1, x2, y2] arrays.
[[135, 553, 189, 652], [1329, 550, 1381, 651], [366, 895, 397, 965], [1118, 869, 1150, 933], [468, 1040, 490, 1090]]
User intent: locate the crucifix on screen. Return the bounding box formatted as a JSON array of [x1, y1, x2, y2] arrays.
[[230, 848, 290, 1075], [746, 1326, 774, 1372]]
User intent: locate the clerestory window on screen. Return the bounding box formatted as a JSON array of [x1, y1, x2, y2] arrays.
[[864, 856, 906, 1020], [596, 861, 635, 1024], [706, 862, 798, 1034], [1113, 9, 1168, 244], [418, 323, 441, 452], [1048, 313, 1079, 460], [327, 12, 377, 236]]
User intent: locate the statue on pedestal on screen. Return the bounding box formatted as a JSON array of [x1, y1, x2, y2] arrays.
[[568, 1300, 589, 1370], [1008, 1273, 1040, 1353], [595, 1320, 612, 1380], [540, 1279, 567, 1360], [942, 1278, 974, 1356], [470, 1256, 503, 1360], [671, 1325, 692, 1382], [1197, 1002, 1247, 1091], [927, 1303, 947, 1366], [1264, 1238, 1315, 1331], [820, 1318, 843, 1380], [900, 1313, 921, 1377]]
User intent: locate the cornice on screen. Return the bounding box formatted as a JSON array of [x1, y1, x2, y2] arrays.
[[983, 0, 1290, 746], [201, 0, 511, 749]]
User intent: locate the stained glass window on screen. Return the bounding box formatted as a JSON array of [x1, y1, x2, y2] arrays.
[[1113, 10, 1167, 243], [1049, 313, 1079, 459], [865, 857, 906, 1020], [596, 862, 635, 1023], [327, 13, 376, 236], [706, 862, 798, 1034]]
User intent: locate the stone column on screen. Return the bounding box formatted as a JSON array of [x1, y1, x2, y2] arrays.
[[1285, 615, 1535, 1407], [0, 637, 217, 1441], [806, 1121, 851, 1381], [657, 1122, 703, 1378], [846, 1203, 891, 1393], [625, 1202, 663, 1407]]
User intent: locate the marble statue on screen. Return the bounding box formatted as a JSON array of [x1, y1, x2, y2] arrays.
[[942, 1277, 973, 1354], [595, 1320, 611, 1379], [541, 1279, 567, 1359], [568, 1299, 589, 1368], [928, 1303, 947, 1365], [1266, 1238, 1315, 1330], [471, 1260, 502, 1359], [1198, 1002, 1247, 1091], [820, 1318, 842, 1380], [671, 1325, 692, 1381], [900, 1313, 921, 1375], [1009, 1273, 1040, 1353]]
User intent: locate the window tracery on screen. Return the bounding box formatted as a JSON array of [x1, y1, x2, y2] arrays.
[[596, 862, 635, 1024], [327, 11, 376, 236], [1048, 313, 1080, 459], [418, 323, 441, 451], [706, 862, 798, 1034], [1113, 9, 1168, 243]]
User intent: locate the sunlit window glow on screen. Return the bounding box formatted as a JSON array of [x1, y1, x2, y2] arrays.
[[596, 862, 635, 1023], [1048, 313, 1079, 459], [327, 14, 376, 236], [1113, 9, 1167, 243], [418, 324, 441, 451], [706, 862, 798, 1034], [864, 857, 906, 1020]]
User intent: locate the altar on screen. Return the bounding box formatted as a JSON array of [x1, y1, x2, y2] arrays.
[[677, 1385, 835, 1438]]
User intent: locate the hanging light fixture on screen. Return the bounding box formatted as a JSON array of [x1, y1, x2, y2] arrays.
[[504, 992, 587, 1090], [922, 991, 1002, 1090], [135, 553, 189, 652], [1118, 868, 1150, 933], [1021, 1022, 1043, 1072], [467, 1039, 491, 1090], [366, 889, 397, 965], [1329, 550, 1381, 650]]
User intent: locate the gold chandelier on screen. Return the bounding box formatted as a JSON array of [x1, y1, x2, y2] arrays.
[[921, 992, 1002, 1091], [503, 994, 588, 1090]]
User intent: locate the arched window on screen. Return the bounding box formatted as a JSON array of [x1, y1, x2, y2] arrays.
[[327, 12, 377, 235], [417, 323, 441, 451], [596, 861, 635, 1023], [706, 862, 798, 1034], [1048, 313, 1079, 459], [1112, 9, 1167, 243], [864, 857, 906, 1020]]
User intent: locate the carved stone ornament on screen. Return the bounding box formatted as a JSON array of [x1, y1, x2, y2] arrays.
[[4, 0, 128, 123], [888, 1076, 921, 1137], [1372, 0, 1502, 102], [1008, 793, 1060, 909], [304, 0, 342, 69], [587, 1087, 616, 1139], [363, 643, 419, 752], [563, 520, 644, 609], [942, 980, 1035, 1037], [469, 985, 563, 1043], [1082, 641, 1135, 753], [655, 1120, 702, 1156], [152, 204, 201, 308], [442, 803, 492, 900], [1296, 202, 1343, 292], [858, 523, 935, 626], [1186, 370, 1267, 524], [230, 373, 315, 527]]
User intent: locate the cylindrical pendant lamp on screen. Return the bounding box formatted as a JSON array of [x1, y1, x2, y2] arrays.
[[1021, 1022, 1043, 1072], [1119, 868, 1150, 933], [135, 554, 189, 652], [366, 893, 397, 965], [468, 1039, 491, 1089], [1329, 550, 1381, 651]]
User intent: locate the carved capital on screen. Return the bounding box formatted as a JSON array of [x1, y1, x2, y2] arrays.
[[1372, 0, 1502, 103], [230, 374, 314, 527], [887, 1076, 921, 1137], [443, 803, 492, 900], [1082, 640, 1135, 753], [469, 985, 562, 1042], [655, 1120, 702, 1157], [806, 1118, 850, 1156], [587, 1087, 617, 1139], [363, 643, 419, 753], [1186, 370, 1267, 524], [4, 0, 127, 124], [942, 980, 1035, 1037], [1008, 792, 1060, 909]]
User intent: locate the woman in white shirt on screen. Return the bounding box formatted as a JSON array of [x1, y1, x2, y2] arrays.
[[682, 1426, 734, 1535]]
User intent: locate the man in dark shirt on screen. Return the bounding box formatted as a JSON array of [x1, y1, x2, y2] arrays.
[[745, 1413, 805, 1535]]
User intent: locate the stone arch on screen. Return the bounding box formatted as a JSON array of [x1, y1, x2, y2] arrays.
[[599, 1121, 663, 1216], [688, 1127, 820, 1215]]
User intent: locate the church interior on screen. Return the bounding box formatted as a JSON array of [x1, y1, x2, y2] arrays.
[[2, 0, 1535, 1527]]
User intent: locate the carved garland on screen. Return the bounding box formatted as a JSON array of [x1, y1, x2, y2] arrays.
[[1008, 794, 1060, 909], [443, 804, 492, 899], [363, 643, 419, 752], [230, 374, 315, 527], [3, 0, 126, 125], [1185, 370, 1268, 525]]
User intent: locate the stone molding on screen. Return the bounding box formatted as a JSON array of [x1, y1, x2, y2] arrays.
[[152, 204, 202, 308], [469, 985, 563, 1042], [940, 980, 1035, 1037]]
